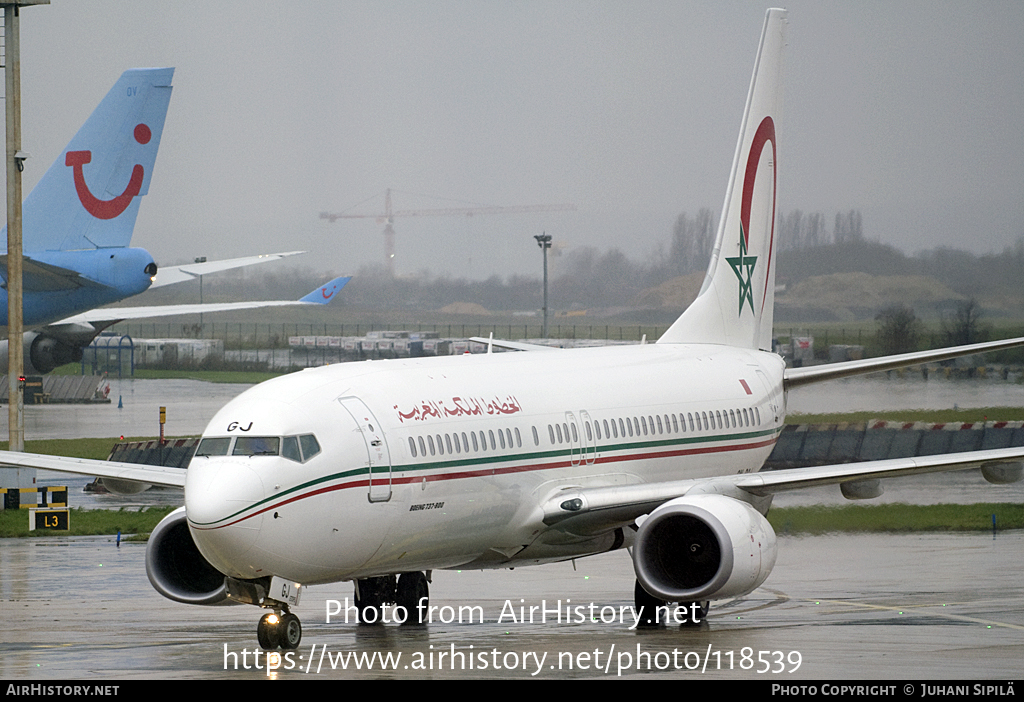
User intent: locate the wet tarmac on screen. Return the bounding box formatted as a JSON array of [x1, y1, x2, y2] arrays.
[[0, 531, 1021, 680], [19, 378, 253, 441]]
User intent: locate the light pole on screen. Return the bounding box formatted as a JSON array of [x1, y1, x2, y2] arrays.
[[195, 256, 206, 329], [5, 1, 49, 459], [534, 233, 551, 338]]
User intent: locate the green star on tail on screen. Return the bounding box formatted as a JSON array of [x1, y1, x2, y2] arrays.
[[726, 227, 757, 316]]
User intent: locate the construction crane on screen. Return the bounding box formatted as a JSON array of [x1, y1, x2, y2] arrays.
[[320, 188, 576, 276]]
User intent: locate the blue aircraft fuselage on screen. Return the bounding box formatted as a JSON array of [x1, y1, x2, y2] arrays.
[[0, 247, 155, 328]]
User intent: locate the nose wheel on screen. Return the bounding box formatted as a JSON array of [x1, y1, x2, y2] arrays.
[[257, 610, 302, 650]]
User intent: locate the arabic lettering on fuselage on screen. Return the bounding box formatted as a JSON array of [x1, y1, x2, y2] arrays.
[[394, 395, 522, 423]]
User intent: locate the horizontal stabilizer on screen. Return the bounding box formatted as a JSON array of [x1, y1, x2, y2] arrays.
[[467, 337, 559, 352], [151, 251, 306, 288]]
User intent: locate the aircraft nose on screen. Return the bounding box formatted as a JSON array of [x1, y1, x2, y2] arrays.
[[185, 460, 266, 575]]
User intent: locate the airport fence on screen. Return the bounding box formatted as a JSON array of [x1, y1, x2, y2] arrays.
[[90, 321, 1024, 374], [106, 322, 671, 348]]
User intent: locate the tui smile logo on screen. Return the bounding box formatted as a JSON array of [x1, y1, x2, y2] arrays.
[[65, 123, 151, 220]]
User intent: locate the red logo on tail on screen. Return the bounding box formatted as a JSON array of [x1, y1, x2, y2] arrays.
[[65, 123, 150, 220]]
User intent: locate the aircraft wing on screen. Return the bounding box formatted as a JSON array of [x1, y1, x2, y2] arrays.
[[539, 446, 1024, 533], [150, 251, 306, 288], [52, 276, 351, 326], [0, 450, 186, 489], [785, 335, 1024, 388]]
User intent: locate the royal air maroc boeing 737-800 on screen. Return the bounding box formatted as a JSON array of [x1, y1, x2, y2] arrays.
[[3, 9, 1023, 651]]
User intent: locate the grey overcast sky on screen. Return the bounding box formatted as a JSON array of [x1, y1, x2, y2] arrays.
[[7, 1, 1024, 280]]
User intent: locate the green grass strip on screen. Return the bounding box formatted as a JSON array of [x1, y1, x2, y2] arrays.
[[0, 437, 170, 460], [0, 505, 176, 538], [2, 503, 1020, 539], [129, 369, 284, 384], [769, 503, 1024, 535]]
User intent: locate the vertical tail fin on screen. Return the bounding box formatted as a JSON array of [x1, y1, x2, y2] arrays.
[[658, 9, 786, 350], [18, 67, 174, 252]]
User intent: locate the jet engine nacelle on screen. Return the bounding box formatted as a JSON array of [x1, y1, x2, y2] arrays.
[[632, 494, 777, 602], [146, 507, 234, 606], [0, 333, 85, 375]]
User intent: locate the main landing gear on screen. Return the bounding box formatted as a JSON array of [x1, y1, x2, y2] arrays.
[[257, 608, 302, 650], [634, 580, 709, 628], [355, 571, 430, 625]]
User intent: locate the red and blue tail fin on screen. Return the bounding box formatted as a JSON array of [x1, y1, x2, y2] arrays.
[[19, 68, 173, 252]]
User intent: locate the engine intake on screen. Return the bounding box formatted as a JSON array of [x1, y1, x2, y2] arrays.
[[146, 507, 233, 605], [632, 494, 777, 602], [0, 333, 85, 375]]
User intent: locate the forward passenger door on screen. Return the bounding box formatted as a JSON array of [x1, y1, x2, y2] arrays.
[[338, 396, 392, 502]]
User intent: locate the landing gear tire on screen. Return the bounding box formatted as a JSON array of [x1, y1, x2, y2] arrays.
[[257, 610, 303, 649], [355, 575, 396, 625], [396, 572, 429, 625], [634, 580, 667, 628], [257, 612, 280, 649], [279, 612, 302, 649]]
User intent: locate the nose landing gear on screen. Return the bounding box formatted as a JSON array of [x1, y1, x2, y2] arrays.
[[257, 609, 302, 650]]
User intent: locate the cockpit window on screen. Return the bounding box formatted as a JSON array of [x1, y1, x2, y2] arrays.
[[233, 436, 280, 456], [299, 434, 321, 461], [196, 437, 231, 456], [282, 436, 301, 463], [195, 434, 321, 463]]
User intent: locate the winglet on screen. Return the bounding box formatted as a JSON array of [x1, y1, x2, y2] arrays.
[[300, 276, 351, 304]]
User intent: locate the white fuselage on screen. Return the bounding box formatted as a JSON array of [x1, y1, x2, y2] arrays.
[[184, 343, 786, 585]]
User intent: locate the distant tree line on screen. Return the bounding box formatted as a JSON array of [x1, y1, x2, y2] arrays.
[[777, 209, 863, 250], [151, 207, 1024, 317]]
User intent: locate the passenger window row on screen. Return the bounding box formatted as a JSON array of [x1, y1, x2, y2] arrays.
[[408, 427, 523, 458], [404, 404, 764, 458], [547, 406, 762, 445]]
